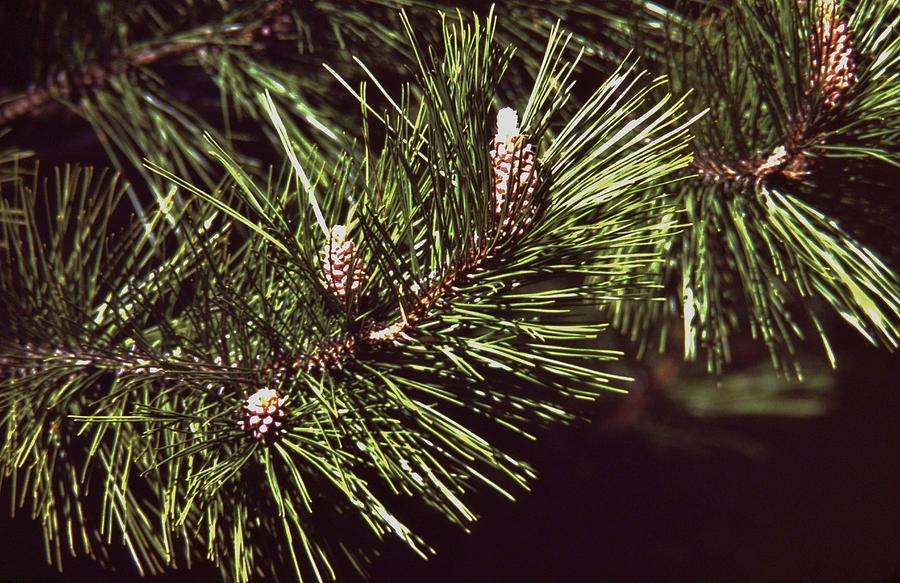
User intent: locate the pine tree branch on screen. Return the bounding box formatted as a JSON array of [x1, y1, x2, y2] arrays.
[[0, 0, 290, 125], [613, 0, 900, 377], [0, 12, 699, 579], [692, 0, 859, 189]]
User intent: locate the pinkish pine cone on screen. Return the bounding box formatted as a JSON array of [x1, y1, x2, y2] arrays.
[[322, 225, 368, 301], [237, 387, 286, 442], [490, 108, 537, 238], [810, 1, 856, 108]]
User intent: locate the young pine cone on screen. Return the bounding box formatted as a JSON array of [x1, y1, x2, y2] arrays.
[[491, 107, 537, 238], [810, 2, 856, 108], [238, 387, 286, 442], [322, 225, 368, 301]]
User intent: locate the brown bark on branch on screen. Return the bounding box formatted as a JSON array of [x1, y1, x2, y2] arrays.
[[0, 0, 289, 125]]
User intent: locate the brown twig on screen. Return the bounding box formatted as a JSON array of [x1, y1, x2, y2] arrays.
[[0, 343, 247, 380], [0, 0, 291, 125], [691, 3, 856, 190], [0, 234, 503, 387], [273, 242, 492, 374], [691, 123, 815, 190]]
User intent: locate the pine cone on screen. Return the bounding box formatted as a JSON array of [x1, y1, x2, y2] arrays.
[[322, 225, 368, 301], [237, 387, 286, 442], [491, 107, 537, 238], [810, 2, 856, 108]]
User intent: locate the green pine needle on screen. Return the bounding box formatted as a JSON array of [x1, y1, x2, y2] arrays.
[[2, 10, 696, 581]]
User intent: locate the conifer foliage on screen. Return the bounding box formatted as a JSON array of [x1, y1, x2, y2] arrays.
[[1, 9, 696, 582], [611, 0, 899, 376], [0, 0, 897, 581]]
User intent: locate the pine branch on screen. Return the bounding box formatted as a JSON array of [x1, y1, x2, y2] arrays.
[[0, 0, 679, 225], [0, 0, 290, 125], [612, 0, 900, 377], [3, 1, 896, 580], [2, 10, 697, 581], [0, 165, 198, 575]]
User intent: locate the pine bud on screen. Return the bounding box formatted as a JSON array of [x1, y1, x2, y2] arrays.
[[491, 107, 537, 238], [322, 225, 368, 301], [237, 387, 286, 442], [810, 1, 856, 108]]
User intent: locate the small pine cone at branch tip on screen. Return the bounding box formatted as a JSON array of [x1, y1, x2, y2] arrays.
[[491, 107, 538, 237], [322, 225, 368, 301], [810, 2, 857, 108], [238, 387, 287, 442]]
